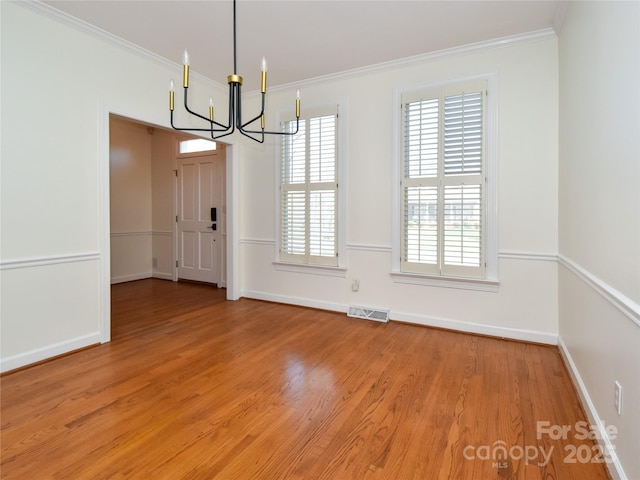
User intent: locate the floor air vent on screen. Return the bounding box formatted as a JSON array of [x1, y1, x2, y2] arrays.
[[347, 306, 390, 323]]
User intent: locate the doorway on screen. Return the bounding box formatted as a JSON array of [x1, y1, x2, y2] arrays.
[[101, 108, 238, 344], [107, 114, 229, 331]]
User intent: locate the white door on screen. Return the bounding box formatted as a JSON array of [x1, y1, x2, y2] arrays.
[[177, 152, 224, 284]]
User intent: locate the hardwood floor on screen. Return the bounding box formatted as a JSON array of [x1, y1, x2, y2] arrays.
[[1, 279, 611, 479]]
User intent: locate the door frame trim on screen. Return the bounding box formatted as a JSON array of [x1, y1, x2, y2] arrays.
[[98, 103, 240, 344]]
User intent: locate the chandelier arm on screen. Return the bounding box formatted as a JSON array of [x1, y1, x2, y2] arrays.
[[182, 87, 213, 124], [239, 128, 265, 144], [171, 110, 224, 133], [173, 83, 235, 137], [239, 91, 265, 130], [241, 93, 300, 136], [242, 117, 300, 136], [233, 83, 265, 142], [211, 82, 237, 135], [234, 83, 242, 128], [212, 130, 236, 140], [227, 82, 236, 130], [240, 112, 264, 130], [183, 87, 231, 131], [211, 120, 232, 131], [211, 83, 239, 140]]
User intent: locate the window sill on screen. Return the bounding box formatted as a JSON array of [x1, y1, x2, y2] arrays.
[[273, 261, 347, 278], [390, 271, 499, 292]]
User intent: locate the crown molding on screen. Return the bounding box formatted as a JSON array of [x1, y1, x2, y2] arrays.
[[270, 28, 557, 94], [16, 0, 224, 90]]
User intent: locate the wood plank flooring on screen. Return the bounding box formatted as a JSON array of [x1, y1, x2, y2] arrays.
[[1, 279, 611, 479]]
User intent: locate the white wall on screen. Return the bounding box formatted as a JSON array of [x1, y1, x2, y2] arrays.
[[0, 1, 226, 371], [239, 35, 560, 343], [558, 2, 640, 479], [110, 117, 153, 283], [109, 117, 177, 283]]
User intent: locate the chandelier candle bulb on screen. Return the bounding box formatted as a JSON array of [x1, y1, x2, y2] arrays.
[[169, 80, 175, 111], [261, 113, 265, 129], [261, 57, 267, 93], [209, 97, 214, 121], [182, 50, 190, 88]]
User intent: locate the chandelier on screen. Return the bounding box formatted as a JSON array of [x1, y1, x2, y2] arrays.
[[168, 0, 300, 143]]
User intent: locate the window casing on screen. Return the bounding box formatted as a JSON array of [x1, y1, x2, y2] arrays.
[[279, 107, 339, 267], [400, 80, 488, 279]]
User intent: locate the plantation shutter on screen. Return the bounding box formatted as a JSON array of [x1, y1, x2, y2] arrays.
[[281, 108, 338, 266], [401, 81, 486, 278]]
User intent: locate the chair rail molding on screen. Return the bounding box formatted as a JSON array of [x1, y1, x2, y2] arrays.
[[558, 253, 640, 328], [0, 252, 101, 271]]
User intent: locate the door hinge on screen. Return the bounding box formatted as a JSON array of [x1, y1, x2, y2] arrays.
[[176, 260, 179, 268], [174, 169, 178, 177], [176, 215, 178, 222]]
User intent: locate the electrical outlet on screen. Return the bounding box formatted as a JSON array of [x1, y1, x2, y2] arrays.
[[614, 381, 623, 416], [352, 279, 360, 292], [152, 257, 158, 268]]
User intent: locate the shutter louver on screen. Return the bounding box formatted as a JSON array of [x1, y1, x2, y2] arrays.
[[404, 186, 438, 264], [443, 185, 482, 267], [282, 120, 306, 184], [309, 190, 336, 257], [309, 116, 336, 183], [282, 190, 306, 255], [444, 92, 483, 176], [405, 99, 438, 179]]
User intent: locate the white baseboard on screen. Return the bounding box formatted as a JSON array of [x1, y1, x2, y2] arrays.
[[241, 290, 557, 344], [558, 337, 626, 480], [391, 310, 557, 345], [112, 272, 173, 283], [0, 332, 101, 373], [110, 272, 151, 284], [242, 290, 348, 314], [152, 272, 173, 281]]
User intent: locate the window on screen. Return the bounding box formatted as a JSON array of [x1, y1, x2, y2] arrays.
[[400, 80, 487, 279], [179, 138, 216, 154], [279, 107, 339, 267]]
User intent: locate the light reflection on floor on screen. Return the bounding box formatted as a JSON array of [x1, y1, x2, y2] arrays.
[[284, 355, 335, 408]]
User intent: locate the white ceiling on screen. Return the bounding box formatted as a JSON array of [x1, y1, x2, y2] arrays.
[[43, 0, 564, 91]]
